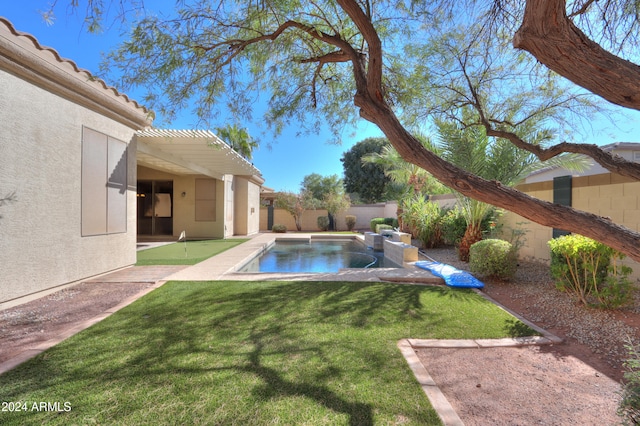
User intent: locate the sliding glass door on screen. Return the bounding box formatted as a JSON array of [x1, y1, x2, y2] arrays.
[[137, 180, 173, 236]]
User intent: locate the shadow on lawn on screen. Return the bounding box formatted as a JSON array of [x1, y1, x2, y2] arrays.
[[0, 282, 506, 425], [241, 326, 374, 426]]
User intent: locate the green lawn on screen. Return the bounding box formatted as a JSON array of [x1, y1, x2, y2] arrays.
[[136, 239, 248, 265], [0, 280, 534, 425]]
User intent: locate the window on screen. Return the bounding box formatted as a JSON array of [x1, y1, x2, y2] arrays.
[[195, 178, 216, 221], [82, 127, 128, 236], [552, 175, 572, 239]]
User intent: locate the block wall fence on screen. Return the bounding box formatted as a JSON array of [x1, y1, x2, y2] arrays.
[[501, 172, 640, 280], [260, 202, 398, 232]]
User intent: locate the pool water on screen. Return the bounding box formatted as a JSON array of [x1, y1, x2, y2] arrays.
[[238, 239, 401, 273]]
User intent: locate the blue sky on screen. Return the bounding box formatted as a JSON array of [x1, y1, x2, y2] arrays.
[[2, 4, 638, 191], [1, 4, 383, 192]]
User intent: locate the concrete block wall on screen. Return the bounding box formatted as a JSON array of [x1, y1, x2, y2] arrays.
[[502, 173, 640, 279], [390, 231, 412, 244], [364, 232, 384, 250], [383, 239, 418, 265], [260, 201, 399, 232]]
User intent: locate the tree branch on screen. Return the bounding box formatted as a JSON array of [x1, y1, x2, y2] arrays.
[[298, 50, 352, 64], [485, 126, 640, 180], [452, 30, 640, 181], [325, 2, 640, 261], [367, 109, 640, 261], [513, 0, 640, 111], [336, 0, 384, 101], [194, 19, 358, 69]]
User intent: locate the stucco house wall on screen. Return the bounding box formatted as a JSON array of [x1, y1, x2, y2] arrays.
[[234, 177, 261, 236], [0, 18, 150, 304]]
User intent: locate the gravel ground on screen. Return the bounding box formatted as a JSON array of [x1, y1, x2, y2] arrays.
[[0, 282, 154, 364], [425, 247, 640, 381]]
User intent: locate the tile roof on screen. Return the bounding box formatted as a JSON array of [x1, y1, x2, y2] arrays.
[[0, 17, 151, 128]]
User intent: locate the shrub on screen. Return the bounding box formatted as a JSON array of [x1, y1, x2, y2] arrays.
[[370, 217, 397, 232], [370, 218, 385, 232], [345, 215, 357, 231], [440, 207, 467, 246], [376, 224, 394, 235], [469, 239, 517, 281], [317, 215, 330, 231], [400, 195, 444, 248], [548, 234, 633, 308], [439, 207, 499, 248], [271, 224, 287, 233], [619, 339, 640, 424]]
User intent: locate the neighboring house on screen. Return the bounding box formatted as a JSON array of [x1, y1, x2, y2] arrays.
[[0, 18, 263, 305], [523, 142, 640, 184], [502, 142, 640, 278]]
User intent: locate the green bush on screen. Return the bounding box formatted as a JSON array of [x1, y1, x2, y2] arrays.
[[370, 217, 397, 232], [345, 215, 357, 231], [370, 218, 385, 232], [440, 207, 467, 246], [439, 207, 501, 247], [469, 239, 517, 281], [619, 339, 640, 424], [271, 224, 287, 233], [400, 195, 444, 248], [548, 234, 633, 308], [376, 224, 394, 235], [317, 216, 330, 231]]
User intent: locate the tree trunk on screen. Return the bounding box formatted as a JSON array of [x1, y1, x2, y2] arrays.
[[340, 0, 640, 262], [458, 223, 483, 262], [513, 0, 640, 112], [353, 93, 640, 263]]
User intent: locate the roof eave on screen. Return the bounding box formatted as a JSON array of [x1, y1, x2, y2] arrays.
[[0, 17, 152, 130]]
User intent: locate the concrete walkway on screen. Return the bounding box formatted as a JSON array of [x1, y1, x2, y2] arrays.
[[0, 233, 563, 426]]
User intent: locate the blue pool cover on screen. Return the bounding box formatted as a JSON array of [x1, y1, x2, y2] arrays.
[[414, 261, 484, 288]]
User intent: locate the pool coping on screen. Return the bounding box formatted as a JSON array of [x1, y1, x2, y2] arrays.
[[163, 232, 444, 283]]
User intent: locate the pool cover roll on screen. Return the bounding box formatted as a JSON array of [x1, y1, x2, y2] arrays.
[[414, 261, 485, 288]]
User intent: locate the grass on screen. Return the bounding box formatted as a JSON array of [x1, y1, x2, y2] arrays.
[[136, 239, 248, 265], [0, 280, 535, 425]]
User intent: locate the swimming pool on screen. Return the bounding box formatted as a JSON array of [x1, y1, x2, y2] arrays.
[[238, 239, 401, 273]]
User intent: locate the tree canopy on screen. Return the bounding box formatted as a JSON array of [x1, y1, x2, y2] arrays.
[[300, 173, 344, 203], [340, 137, 390, 203], [48, 0, 640, 261]]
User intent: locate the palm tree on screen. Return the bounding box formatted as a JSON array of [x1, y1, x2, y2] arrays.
[[362, 135, 451, 196], [362, 136, 449, 232], [435, 116, 588, 260], [215, 124, 259, 160]]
